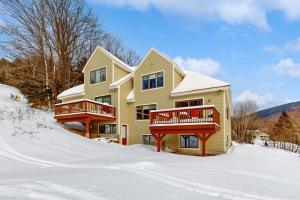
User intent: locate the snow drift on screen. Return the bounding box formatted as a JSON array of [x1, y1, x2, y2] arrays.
[[0, 84, 299, 200]]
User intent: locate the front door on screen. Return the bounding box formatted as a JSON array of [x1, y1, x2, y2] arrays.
[[121, 125, 127, 145]]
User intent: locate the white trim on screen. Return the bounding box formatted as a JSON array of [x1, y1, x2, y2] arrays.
[[54, 112, 114, 117], [81, 47, 99, 73], [98, 123, 117, 135], [100, 47, 133, 73], [135, 103, 158, 121], [109, 73, 134, 89], [55, 99, 115, 107], [89, 66, 107, 86], [150, 104, 215, 113], [117, 88, 121, 144], [94, 94, 112, 104], [174, 97, 205, 108], [170, 86, 230, 97], [178, 134, 201, 150], [82, 46, 133, 73], [150, 122, 219, 127], [140, 70, 165, 92], [133, 48, 186, 78]]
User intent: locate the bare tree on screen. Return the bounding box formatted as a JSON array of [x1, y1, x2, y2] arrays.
[[101, 33, 140, 66], [0, 0, 102, 106], [232, 100, 259, 143], [0, 0, 140, 107]]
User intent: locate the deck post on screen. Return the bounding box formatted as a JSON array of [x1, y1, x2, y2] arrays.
[[198, 133, 214, 156], [153, 133, 166, 152], [85, 118, 91, 138]]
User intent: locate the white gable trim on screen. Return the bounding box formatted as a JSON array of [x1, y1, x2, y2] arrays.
[[133, 48, 186, 77], [82, 46, 133, 73]]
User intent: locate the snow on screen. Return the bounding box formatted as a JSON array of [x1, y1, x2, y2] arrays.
[[110, 73, 133, 89], [57, 84, 84, 99], [126, 89, 135, 102], [100, 46, 134, 73], [1, 83, 300, 200], [171, 70, 230, 95]]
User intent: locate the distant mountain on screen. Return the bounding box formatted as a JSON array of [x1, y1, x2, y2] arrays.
[[257, 101, 300, 118]]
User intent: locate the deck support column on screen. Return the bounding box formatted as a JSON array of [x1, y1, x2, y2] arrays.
[[85, 118, 91, 138], [153, 133, 166, 152], [198, 132, 213, 156]]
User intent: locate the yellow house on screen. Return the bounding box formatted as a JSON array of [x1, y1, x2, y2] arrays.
[[55, 46, 232, 156]]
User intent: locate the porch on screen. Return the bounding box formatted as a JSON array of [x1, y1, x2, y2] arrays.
[[149, 105, 220, 156], [54, 99, 116, 138]]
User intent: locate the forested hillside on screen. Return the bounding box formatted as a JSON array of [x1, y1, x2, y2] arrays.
[[0, 0, 140, 108]]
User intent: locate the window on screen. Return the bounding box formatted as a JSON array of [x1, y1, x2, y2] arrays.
[[142, 71, 164, 90], [136, 104, 156, 120], [95, 95, 111, 105], [143, 135, 155, 145], [99, 124, 116, 134], [180, 135, 199, 148], [90, 67, 106, 84], [175, 99, 203, 108]]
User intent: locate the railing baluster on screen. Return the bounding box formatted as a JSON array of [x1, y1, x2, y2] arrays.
[[149, 106, 220, 126]]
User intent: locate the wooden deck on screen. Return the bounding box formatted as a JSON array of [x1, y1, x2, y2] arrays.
[[149, 105, 220, 155], [54, 99, 116, 137]]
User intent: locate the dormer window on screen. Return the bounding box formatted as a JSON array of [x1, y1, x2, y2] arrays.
[[142, 71, 163, 90], [90, 67, 106, 84]]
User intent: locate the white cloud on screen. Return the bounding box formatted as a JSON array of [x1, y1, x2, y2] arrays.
[[264, 37, 300, 54], [236, 90, 273, 108], [270, 58, 300, 78], [263, 45, 283, 54], [283, 37, 300, 52], [91, 0, 300, 31], [173, 56, 221, 76]]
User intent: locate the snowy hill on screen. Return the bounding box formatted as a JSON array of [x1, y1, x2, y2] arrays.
[[0, 84, 299, 200]]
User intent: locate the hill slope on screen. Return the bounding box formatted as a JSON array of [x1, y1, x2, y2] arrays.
[[0, 84, 300, 200], [257, 101, 300, 118]]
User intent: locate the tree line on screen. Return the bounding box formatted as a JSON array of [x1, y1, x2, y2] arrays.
[[0, 0, 140, 108], [232, 100, 300, 153]]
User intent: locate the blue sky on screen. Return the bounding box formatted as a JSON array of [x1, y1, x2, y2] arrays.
[[2, 1, 300, 110], [87, 1, 300, 110]]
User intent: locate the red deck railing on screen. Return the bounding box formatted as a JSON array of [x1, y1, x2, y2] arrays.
[[54, 99, 116, 117], [150, 105, 220, 126]]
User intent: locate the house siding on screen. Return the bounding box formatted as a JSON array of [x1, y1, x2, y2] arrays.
[[114, 63, 130, 82], [129, 50, 174, 144], [57, 47, 232, 156], [166, 91, 226, 154]]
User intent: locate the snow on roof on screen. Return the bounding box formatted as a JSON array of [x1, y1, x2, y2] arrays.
[[57, 84, 84, 99], [171, 71, 230, 95], [126, 89, 135, 102], [110, 73, 133, 89]]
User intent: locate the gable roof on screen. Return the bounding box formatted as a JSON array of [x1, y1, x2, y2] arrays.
[[82, 46, 134, 73], [134, 48, 186, 77], [171, 70, 230, 96], [57, 84, 84, 100]]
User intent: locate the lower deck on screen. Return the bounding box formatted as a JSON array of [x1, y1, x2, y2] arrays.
[[54, 100, 225, 156]]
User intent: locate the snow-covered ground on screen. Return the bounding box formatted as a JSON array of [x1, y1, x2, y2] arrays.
[[0, 84, 299, 200]]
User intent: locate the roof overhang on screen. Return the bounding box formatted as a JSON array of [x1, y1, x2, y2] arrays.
[[57, 92, 85, 100], [170, 85, 230, 97]]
